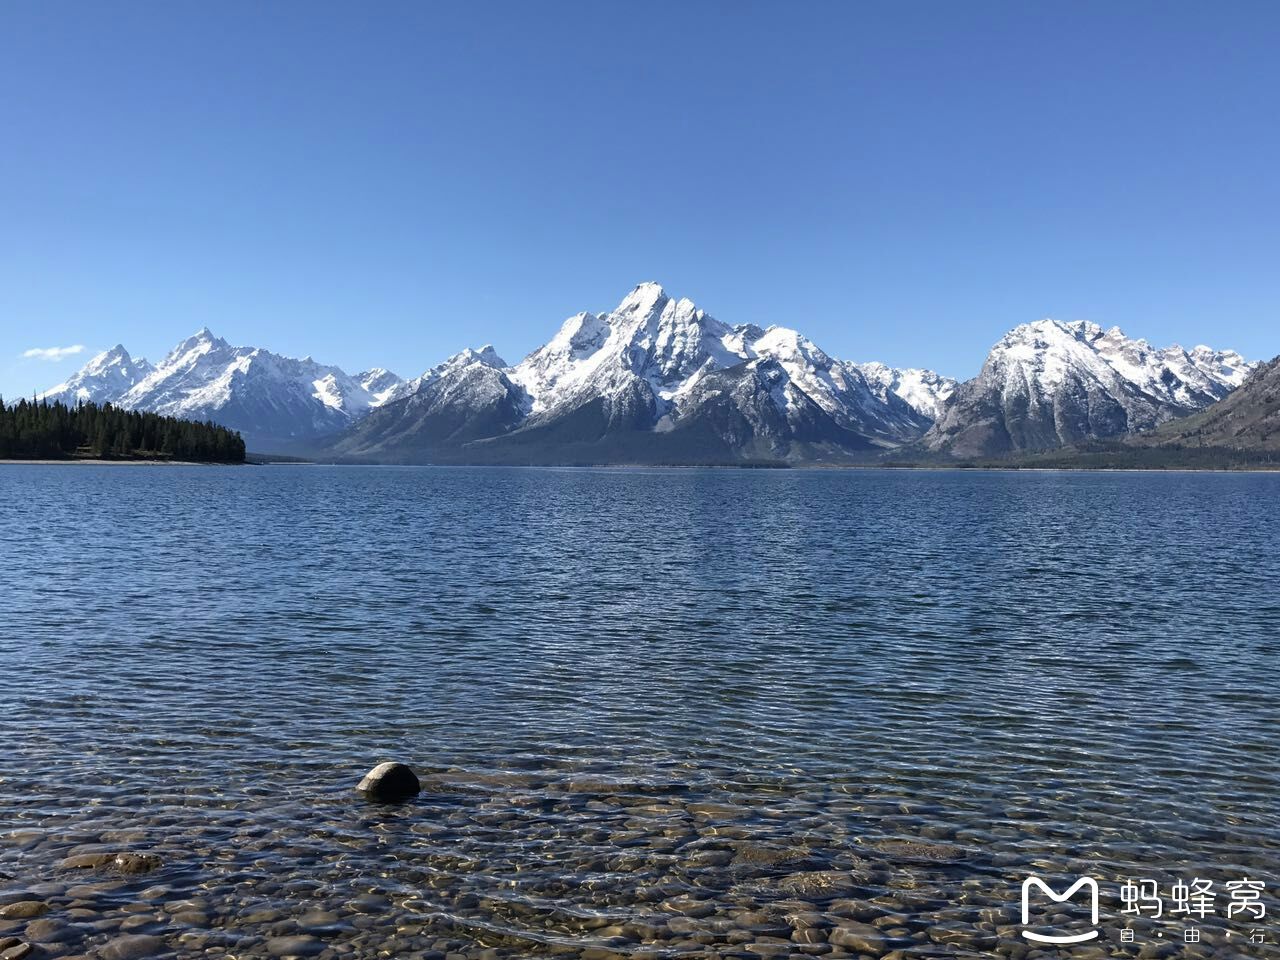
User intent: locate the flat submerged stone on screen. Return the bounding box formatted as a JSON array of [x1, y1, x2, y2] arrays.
[[98, 935, 166, 960], [0, 903, 45, 921]]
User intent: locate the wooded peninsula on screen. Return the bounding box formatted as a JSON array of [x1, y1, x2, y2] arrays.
[[0, 399, 245, 462]]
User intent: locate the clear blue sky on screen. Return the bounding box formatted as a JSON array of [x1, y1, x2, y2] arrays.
[[2, 0, 1278, 397]]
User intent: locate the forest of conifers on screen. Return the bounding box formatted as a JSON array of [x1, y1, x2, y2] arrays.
[[0, 398, 245, 462]]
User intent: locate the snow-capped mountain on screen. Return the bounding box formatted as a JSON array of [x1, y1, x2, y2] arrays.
[[38, 345, 154, 405], [507, 282, 949, 439], [921, 319, 1256, 457], [333, 282, 955, 463], [329, 346, 527, 458], [854, 362, 956, 421], [357, 368, 408, 405], [43, 329, 405, 451], [46, 286, 1248, 464]]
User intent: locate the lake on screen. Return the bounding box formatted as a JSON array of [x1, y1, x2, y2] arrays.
[[2, 465, 1277, 959]]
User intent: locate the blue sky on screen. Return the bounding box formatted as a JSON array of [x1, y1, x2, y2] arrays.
[[2, 0, 1278, 398]]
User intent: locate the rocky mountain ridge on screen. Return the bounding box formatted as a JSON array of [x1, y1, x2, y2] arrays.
[[36, 284, 1259, 463]]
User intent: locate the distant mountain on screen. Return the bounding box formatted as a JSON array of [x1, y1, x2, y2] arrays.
[[854, 362, 956, 421], [38, 345, 154, 405], [42, 329, 405, 451], [329, 347, 525, 457], [46, 287, 1253, 466], [964, 358, 1280, 469], [330, 283, 956, 464], [920, 319, 1255, 457], [1129, 354, 1280, 454]]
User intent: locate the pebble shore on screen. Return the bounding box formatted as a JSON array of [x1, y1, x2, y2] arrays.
[[0, 775, 1258, 960]]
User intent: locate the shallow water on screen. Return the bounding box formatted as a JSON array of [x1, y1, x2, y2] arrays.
[[2, 465, 1278, 959]]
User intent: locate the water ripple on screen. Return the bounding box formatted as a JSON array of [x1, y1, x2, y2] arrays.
[[0, 465, 1277, 958]]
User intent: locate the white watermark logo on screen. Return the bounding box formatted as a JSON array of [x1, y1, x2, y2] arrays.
[[1021, 876, 1101, 944]]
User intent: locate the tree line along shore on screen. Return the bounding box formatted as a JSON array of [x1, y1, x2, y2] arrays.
[[0, 398, 245, 463]]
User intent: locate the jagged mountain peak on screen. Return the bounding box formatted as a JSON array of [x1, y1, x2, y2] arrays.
[[188, 325, 222, 344], [393, 344, 511, 401], [854, 363, 958, 422], [463, 345, 506, 368], [356, 367, 406, 405], [38, 343, 155, 405], [1000, 317, 1104, 346], [512, 283, 725, 418], [547, 312, 611, 357], [324, 282, 963, 463], [164, 327, 230, 362], [40, 329, 413, 451], [1185, 344, 1253, 384], [615, 281, 669, 317], [433, 345, 509, 374], [752, 325, 830, 366], [83, 344, 136, 371], [442, 283, 958, 458]]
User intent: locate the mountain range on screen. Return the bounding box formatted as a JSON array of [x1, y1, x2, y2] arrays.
[[36, 282, 1264, 464], [39, 330, 410, 453]]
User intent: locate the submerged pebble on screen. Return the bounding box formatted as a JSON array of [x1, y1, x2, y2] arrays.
[[0, 904, 44, 921]]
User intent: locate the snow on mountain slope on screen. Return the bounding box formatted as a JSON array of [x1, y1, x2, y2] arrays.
[[36, 282, 973, 462], [922, 318, 1257, 457], [358, 368, 408, 405], [113, 328, 406, 447], [37, 345, 154, 405], [41, 328, 405, 451], [499, 282, 948, 453], [854, 362, 957, 421], [1130, 353, 1280, 454], [510, 283, 746, 422], [746, 327, 941, 442], [42, 290, 1250, 464], [330, 346, 525, 459], [323, 282, 952, 462], [661, 356, 882, 459], [397, 345, 506, 395]]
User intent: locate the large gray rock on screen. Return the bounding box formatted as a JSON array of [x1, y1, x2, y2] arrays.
[[356, 762, 420, 803]]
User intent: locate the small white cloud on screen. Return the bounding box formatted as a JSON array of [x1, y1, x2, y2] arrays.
[[22, 344, 86, 362]]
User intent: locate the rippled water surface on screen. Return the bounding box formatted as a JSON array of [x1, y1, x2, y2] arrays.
[[2, 464, 1278, 959]]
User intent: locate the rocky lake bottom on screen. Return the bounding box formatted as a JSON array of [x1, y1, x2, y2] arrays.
[[2, 465, 1278, 959]]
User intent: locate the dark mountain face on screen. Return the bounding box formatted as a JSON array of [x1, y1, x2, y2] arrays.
[[328, 361, 526, 462], [663, 359, 878, 461], [926, 369, 1138, 458]]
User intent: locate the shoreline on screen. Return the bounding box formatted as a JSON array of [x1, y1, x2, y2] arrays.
[[0, 458, 245, 466], [4, 458, 1277, 473], [227, 460, 1280, 474]]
